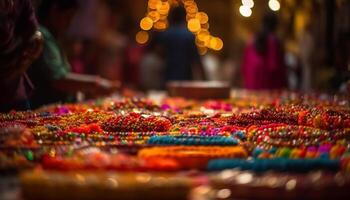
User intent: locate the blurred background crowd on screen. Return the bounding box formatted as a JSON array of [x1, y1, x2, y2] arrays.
[[56, 0, 349, 91]]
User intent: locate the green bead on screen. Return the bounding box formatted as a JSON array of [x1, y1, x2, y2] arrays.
[[25, 150, 34, 161], [279, 147, 292, 158]]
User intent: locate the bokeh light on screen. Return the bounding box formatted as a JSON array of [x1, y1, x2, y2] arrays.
[[242, 0, 254, 8], [208, 37, 223, 51], [213, 37, 223, 51], [197, 30, 210, 40], [135, 31, 150, 44], [156, 2, 170, 15], [138, 0, 224, 54], [239, 5, 252, 17], [195, 12, 209, 24], [148, 0, 161, 10], [187, 18, 201, 32], [268, 0, 280, 11], [154, 20, 168, 30], [198, 47, 208, 55], [140, 17, 154, 30], [148, 11, 161, 22]]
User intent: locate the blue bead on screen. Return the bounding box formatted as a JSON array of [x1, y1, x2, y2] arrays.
[[252, 147, 264, 158]]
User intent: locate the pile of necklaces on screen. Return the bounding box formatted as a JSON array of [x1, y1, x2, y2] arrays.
[[1, 92, 350, 200]]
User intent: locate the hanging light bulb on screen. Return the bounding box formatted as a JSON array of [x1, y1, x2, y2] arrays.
[[239, 5, 252, 17], [268, 0, 280, 11]]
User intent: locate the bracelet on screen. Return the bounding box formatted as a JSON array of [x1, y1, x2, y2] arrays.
[[138, 146, 247, 159], [252, 144, 348, 160], [147, 135, 238, 146], [101, 113, 172, 132], [207, 158, 340, 172]]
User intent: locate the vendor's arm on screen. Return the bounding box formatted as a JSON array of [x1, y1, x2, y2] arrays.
[[53, 73, 120, 95], [37, 27, 120, 96]]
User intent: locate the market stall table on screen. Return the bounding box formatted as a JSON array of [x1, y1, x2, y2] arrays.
[[0, 92, 350, 200]]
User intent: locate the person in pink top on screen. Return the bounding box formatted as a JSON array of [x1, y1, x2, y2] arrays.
[[242, 12, 287, 90]]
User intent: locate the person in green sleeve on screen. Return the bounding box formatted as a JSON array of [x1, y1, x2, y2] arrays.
[[28, 0, 120, 108]]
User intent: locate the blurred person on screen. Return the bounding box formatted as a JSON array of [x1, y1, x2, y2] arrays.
[[299, 23, 314, 92], [68, 0, 99, 40], [95, 0, 128, 82], [139, 42, 165, 90], [0, 0, 43, 112], [124, 39, 145, 88], [202, 53, 221, 81], [222, 53, 238, 86], [156, 6, 205, 82], [242, 12, 287, 90], [68, 39, 85, 74], [67, 0, 100, 75], [123, 18, 145, 88], [28, 0, 120, 108]]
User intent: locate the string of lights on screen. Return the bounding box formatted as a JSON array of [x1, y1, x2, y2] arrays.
[[136, 0, 223, 54], [136, 0, 281, 52]]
